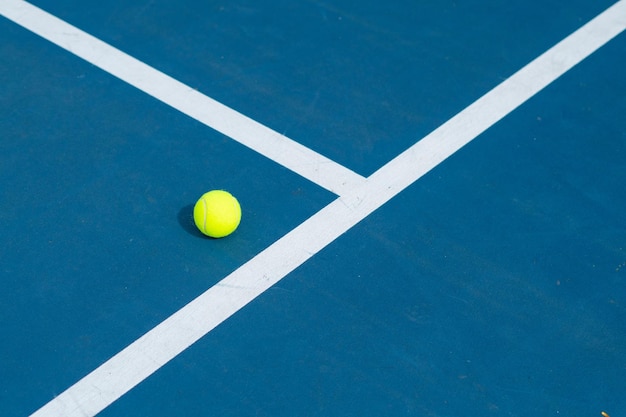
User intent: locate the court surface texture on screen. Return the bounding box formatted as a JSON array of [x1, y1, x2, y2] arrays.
[[1, 0, 625, 416]]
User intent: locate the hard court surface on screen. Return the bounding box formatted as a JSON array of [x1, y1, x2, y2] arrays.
[[1, 0, 625, 416]]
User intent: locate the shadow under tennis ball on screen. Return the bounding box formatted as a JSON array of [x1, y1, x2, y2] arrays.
[[177, 203, 206, 239]]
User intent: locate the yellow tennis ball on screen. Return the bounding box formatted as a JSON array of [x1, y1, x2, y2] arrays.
[[193, 190, 241, 238]]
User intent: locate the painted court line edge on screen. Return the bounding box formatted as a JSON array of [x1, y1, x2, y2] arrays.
[[0, 0, 366, 196], [14, 0, 626, 415]]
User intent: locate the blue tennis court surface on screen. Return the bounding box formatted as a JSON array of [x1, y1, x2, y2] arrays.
[[1, 1, 625, 416]]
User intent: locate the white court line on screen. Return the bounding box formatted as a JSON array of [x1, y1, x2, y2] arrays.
[[0, 0, 366, 196], [13, 0, 626, 416]]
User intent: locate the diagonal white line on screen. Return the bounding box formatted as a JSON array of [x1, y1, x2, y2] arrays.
[[9, 0, 626, 416], [0, 0, 366, 196], [367, 0, 626, 195]]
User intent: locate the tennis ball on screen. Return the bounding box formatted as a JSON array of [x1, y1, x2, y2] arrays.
[[193, 190, 241, 238]]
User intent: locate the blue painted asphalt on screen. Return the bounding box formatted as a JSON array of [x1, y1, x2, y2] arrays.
[[1, 1, 624, 415]]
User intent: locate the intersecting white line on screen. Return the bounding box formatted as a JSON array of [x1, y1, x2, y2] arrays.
[[2, 0, 624, 416], [0, 0, 366, 196]]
